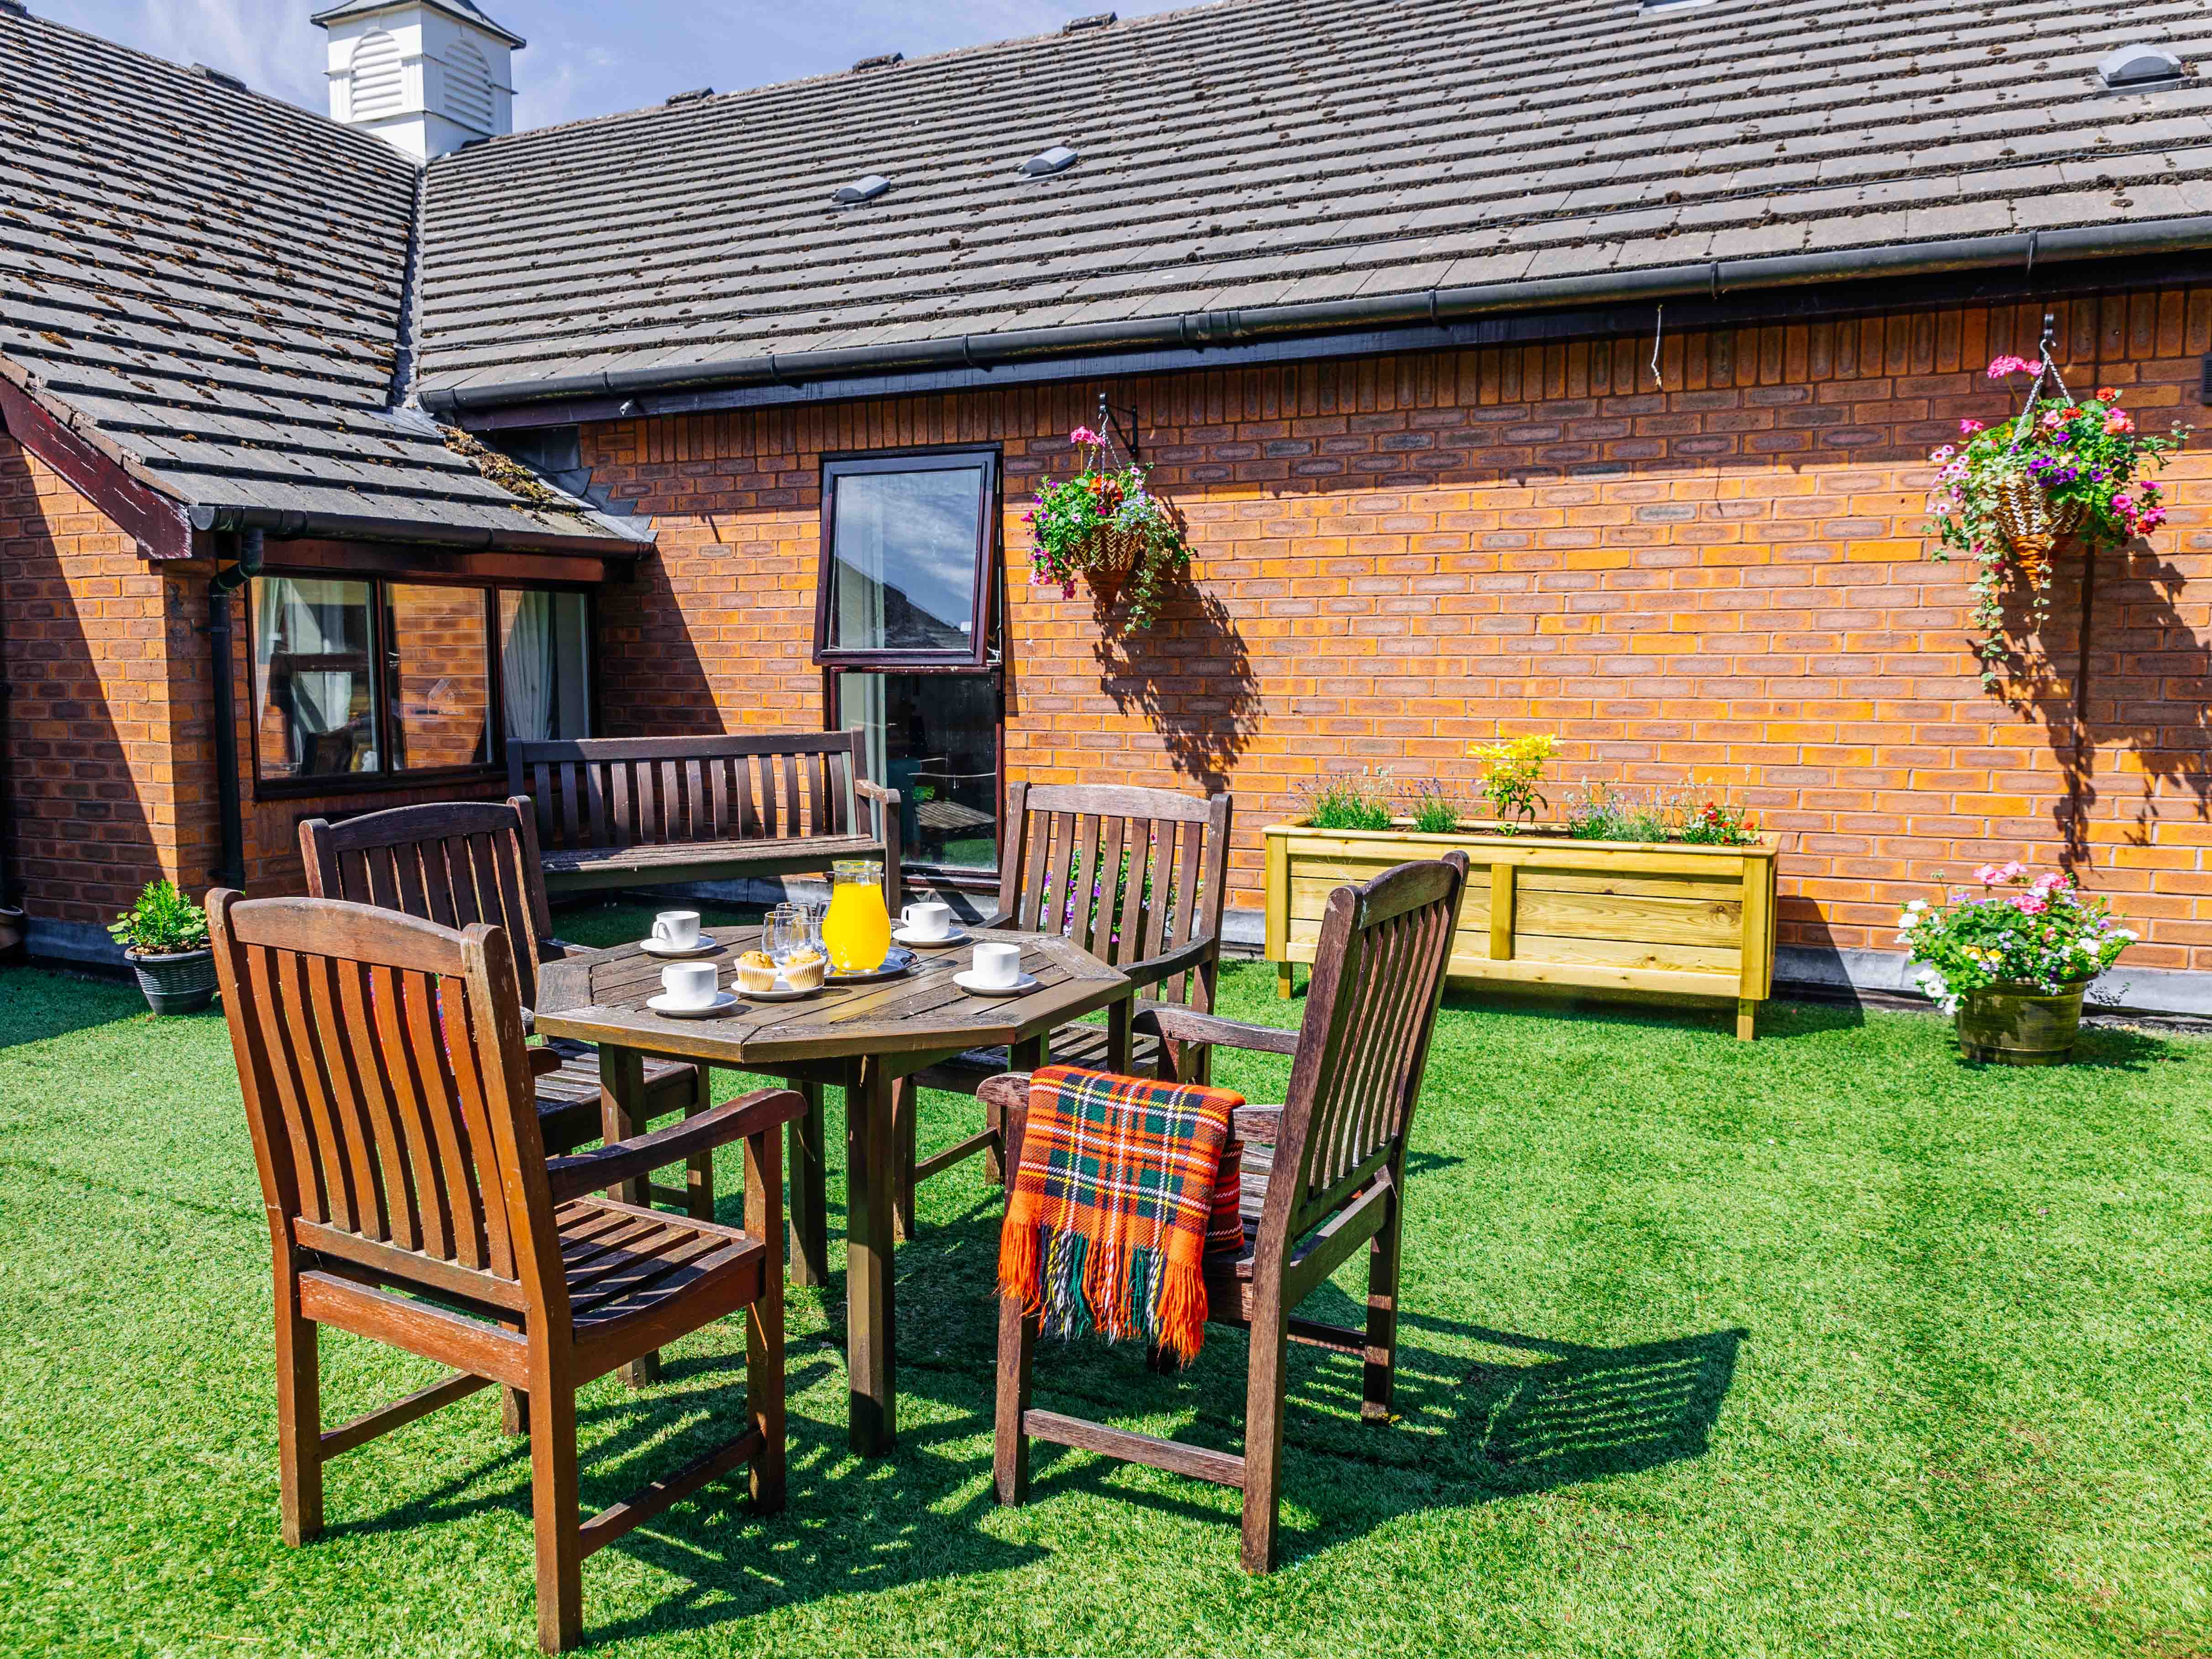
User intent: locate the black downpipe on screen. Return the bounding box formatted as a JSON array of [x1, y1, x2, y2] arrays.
[[207, 529, 261, 889]]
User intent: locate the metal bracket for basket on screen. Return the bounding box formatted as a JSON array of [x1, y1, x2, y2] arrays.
[[1095, 393, 1142, 465], [2007, 313, 2071, 452]]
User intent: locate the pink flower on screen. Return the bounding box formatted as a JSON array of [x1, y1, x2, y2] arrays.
[[2032, 870, 2071, 893], [1067, 426, 1100, 446], [2014, 892, 2049, 916], [1987, 354, 2038, 378], [1973, 863, 2005, 885], [2105, 409, 2135, 435], [1960, 419, 1986, 435]]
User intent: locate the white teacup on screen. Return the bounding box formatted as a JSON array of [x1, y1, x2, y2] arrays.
[[972, 940, 1022, 988], [660, 961, 719, 1008], [901, 901, 954, 940], [651, 910, 701, 950]]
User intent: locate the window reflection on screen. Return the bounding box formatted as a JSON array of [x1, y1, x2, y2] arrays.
[[841, 672, 999, 869], [384, 584, 490, 770], [824, 464, 987, 656], [252, 577, 377, 779], [499, 589, 590, 741]]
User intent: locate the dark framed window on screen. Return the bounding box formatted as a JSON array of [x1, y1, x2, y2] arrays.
[[816, 446, 1004, 875], [814, 450, 999, 668], [250, 573, 593, 794]]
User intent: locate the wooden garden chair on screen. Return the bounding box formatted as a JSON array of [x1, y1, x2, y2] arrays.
[[207, 890, 800, 1652], [895, 782, 1232, 1237], [301, 800, 716, 1215], [980, 851, 1469, 1572]]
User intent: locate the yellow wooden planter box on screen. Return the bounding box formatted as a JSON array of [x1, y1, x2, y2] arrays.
[[1263, 822, 1782, 1039]]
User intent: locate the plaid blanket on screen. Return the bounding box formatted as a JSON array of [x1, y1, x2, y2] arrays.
[[998, 1065, 1245, 1363]]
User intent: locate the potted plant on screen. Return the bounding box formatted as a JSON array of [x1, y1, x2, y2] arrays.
[[1896, 862, 2138, 1064], [1925, 353, 2189, 688], [1265, 748, 1780, 1038], [109, 879, 216, 1015], [1026, 425, 1192, 629]]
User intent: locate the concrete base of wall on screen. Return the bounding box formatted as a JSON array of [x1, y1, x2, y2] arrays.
[[24, 916, 129, 972]]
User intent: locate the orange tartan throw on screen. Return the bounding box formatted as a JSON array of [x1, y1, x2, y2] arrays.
[[998, 1065, 1245, 1364]]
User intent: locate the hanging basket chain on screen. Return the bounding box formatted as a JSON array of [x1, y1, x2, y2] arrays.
[[1992, 320, 2089, 588]]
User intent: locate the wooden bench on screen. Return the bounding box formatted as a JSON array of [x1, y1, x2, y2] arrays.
[[507, 732, 902, 900]]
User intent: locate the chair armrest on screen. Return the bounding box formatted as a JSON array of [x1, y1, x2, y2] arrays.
[[1119, 935, 1217, 990], [527, 1046, 565, 1080], [544, 1087, 807, 1205], [853, 779, 901, 811], [539, 937, 583, 959], [1134, 1005, 1300, 1057], [1232, 1104, 1284, 1144]]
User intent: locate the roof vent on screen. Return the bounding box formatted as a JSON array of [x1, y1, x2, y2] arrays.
[[1064, 11, 1117, 30], [0, 2, 28, 19], [852, 51, 903, 71], [835, 174, 892, 206], [664, 87, 713, 105], [190, 63, 248, 91], [1017, 144, 1079, 178], [1639, 0, 1715, 11], [2099, 42, 2184, 88]]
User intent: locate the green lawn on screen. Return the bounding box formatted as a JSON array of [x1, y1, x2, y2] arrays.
[[4, 904, 2208, 1657]]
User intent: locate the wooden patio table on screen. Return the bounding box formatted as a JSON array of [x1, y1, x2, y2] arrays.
[[534, 927, 1133, 1456]]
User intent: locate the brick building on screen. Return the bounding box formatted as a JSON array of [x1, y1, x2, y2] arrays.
[[7, 0, 2212, 1011]]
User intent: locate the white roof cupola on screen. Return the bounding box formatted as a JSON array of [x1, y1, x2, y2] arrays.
[[312, 0, 523, 162]]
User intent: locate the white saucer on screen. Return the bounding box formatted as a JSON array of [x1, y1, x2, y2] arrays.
[[736, 979, 825, 1002], [893, 925, 971, 950], [953, 969, 1039, 997], [641, 935, 719, 958], [646, 989, 739, 1018]]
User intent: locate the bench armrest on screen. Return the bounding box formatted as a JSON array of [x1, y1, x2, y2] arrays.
[[853, 779, 900, 811], [544, 1087, 807, 1205], [1134, 1004, 1300, 1057]]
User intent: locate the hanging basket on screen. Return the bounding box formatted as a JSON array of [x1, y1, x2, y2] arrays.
[[1991, 473, 2090, 588], [1078, 525, 1149, 606]]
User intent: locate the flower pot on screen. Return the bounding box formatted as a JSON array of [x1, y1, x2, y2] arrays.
[[127, 946, 218, 1016], [1991, 473, 2090, 587], [1079, 525, 1147, 607], [1954, 980, 2084, 1065]]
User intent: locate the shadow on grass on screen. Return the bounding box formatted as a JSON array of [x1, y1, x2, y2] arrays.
[[0, 964, 170, 1048], [1270, 970, 1870, 1043], [1955, 1020, 2179, 1073]]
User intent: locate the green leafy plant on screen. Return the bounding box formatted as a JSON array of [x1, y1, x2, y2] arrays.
[[108, 879, 209, 956], [1026, 426, 1193, 629], [1677, 800, 1759, 846], [1467, 735, 1555, 832], [1926, 358, 2188, 686], [1301, 768, 1396, 832], [1406, 780, 1461, 835], [1564, 782, 1675, 843], [1896, 862, 2136, 1013]]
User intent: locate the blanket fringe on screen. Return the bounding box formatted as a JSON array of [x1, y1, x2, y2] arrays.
[[1001, 1221, 1206, 1357]]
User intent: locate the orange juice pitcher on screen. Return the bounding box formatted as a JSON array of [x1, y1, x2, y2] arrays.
[[821, 859, 891, 973]]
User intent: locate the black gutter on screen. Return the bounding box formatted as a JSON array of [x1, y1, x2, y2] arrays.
[[418, 216, 2212, 419], [185, 503, 651, 558], [207, 529, 261, 890]]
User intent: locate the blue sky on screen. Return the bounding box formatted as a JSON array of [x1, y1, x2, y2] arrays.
[[50, 1, 1195, 131]]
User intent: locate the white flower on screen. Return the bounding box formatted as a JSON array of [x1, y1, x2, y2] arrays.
[[1906, 899, 1928, 911]]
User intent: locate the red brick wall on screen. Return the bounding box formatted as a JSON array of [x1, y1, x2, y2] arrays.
[[586, 290, 2212, 973]]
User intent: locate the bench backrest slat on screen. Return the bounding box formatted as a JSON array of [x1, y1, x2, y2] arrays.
[[508, 731, 869, 853]]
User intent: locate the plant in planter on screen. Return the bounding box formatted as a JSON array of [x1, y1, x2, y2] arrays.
[[1895, 862, 2137, 1065], [1925, 352, 2188, 688], [109, 879, 216, 1015], [1468, 735, 1556, 832], [1405, 778, 1462, 835], [1026, 425, 1193, 629], [1298, 766, 1396, 831]]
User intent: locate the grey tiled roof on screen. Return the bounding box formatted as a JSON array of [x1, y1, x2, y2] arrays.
[[415, 0, 2212, 407], [0, 10, 641, 551]]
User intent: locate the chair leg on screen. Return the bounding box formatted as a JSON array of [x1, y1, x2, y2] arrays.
[[994, 1290, 1036, 1506], [744, 1122, 787, 1514], [892, 1077, 919, 1242], [1239, 1298, 1289, 1574], [1363, 1188, 1403, 1425], [683, 1064, 715, 1222], [274, 1283, 324, 1545], [529, 1382, 583, 1654]]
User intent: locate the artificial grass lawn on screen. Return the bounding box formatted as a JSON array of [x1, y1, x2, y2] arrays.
[[3, 904, 2208, 1658]]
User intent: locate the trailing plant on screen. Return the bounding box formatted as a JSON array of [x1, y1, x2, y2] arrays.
[[1564, 781, 1677, 843], [1026, 425, 1193, 629], [1925, 354, 2188, 687], [108, 879, 209, 956], [1406, 779, 1462, 835], [1468, 735, 1555, 832], [1301, 767, 1396, 832], [1677, 800, 1759, 847], [1895, 862, 2136, 1014]]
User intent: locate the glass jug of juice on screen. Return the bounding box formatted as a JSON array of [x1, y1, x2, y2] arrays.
[[821, 860, 891, 973]]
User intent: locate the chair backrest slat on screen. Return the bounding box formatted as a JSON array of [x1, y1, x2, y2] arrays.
[[211, 892, 560, 1316], [1266, 854, 1468, 1243], [997, 784, 1234, 1010], [301, 801, 551, 1012]]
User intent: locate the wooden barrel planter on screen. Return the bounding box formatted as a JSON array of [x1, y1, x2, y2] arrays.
[[1265, 822, 1781, 1039], [1954, 981, 2085, 1065]]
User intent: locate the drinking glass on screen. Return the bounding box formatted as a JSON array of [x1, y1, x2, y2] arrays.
[[764, 903, 810, 967]]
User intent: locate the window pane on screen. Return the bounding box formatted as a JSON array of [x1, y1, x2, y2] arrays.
[[825, 465, 986, 654], [251, 576, 377, 780], [499, 590, 591, 742], [842, 672, 999, 869], [384, 584, 489, 770]]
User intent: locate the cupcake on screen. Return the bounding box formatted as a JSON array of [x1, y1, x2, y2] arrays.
[[780, 946, 826, 991], [734, 949, 779, 993]]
